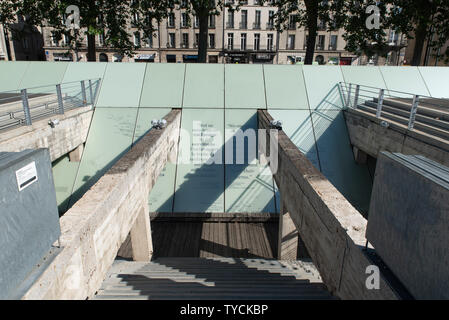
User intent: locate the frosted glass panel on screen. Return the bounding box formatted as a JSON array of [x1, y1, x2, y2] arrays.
[[0, 61, 30, 91], [140, 64, 185, 108], [224, 109, 276, 213], [379, 67, 430, 97], [303, 66, 344, 110], [264, 65, 309, 110], [183, 64, 224, 109], [225, 65, 266, 109], [418, 67, 449, 98], [174, 109, 225, 212], [96, 63, 147, 107]]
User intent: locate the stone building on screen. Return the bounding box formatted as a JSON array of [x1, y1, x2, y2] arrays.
[[41, 0, 372, 65]]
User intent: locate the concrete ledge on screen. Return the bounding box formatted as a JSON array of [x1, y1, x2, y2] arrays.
[[344, 108, 449, 167], [258, 109, 399, 300], [21, 109, 181, 300], [150, 212, 279, 222], [0, 107, 94, 162]]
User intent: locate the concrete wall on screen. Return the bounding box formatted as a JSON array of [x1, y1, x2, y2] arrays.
[[0, 107, 93, 162], [258, 109, 399, 300], [21, 109, 181, 300], [367, 152, 449, 299], [345, 108, 449, 167]]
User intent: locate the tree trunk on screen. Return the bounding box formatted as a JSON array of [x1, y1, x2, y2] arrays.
[[198, 13, 209, 63], [87, 33, 96, 62], [304, 0, 318, 65], [411, 23, 427, 66]]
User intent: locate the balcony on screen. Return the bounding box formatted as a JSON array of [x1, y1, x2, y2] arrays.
[[253, 22, 261, 30], [226, 22, 234, 29], [239, 22, 248, 29], [224, 45, 276, 52], [266, 22, 275, 30]]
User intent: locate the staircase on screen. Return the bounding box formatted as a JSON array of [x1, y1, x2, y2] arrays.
[[356, 98, 449, 141], [94, 257, 335, 300]]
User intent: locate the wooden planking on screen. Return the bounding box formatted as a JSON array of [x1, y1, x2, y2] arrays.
[[151, 221, 278, 259]]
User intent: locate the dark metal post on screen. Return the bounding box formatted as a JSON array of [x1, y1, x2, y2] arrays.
[[88, 80, 94, 104], [408, 95, 420, 130], [56, 84, 64, 114], [376, 89, 385, 118], [353, 85, 360, 109], [81, 80, 87, 106], [21, 89, 32, 125]]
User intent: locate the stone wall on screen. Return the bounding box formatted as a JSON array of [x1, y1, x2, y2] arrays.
[[258, 109, 399, 300], [21, 109, 181, 300], [344, 108, 449, 167], [0, 107, 93, 162]]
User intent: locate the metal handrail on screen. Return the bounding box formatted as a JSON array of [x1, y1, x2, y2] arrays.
[[0, 78, 101, 131], [339, 82, 449, 132]]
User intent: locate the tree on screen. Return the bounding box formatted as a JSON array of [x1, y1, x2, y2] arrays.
[[333, 1, 449, 66], [330, 1, 395, 64], [269, 0, 341, 65], [0, 0, 166, 62], [388, 0, 449, 65], [146, 0, 240, 63]]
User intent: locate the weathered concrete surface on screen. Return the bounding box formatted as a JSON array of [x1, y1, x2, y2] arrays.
[[0, 107, 93, 162], [278, 201, 299, 261], [21, 109, 181, 300], [367, 152, 449, 300], [344, 108, 449, 167], [258, 109, 399, 300]]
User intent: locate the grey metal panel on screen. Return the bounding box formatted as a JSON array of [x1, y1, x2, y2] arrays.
[[367, 152, 449, 299], [0, 149, 60, 299]]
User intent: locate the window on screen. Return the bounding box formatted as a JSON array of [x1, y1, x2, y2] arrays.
[[209, 33, 215, 48], [61, 34, 69, 46], [318, 19, 326, 31], [227, 33, 234, 50], [146, 35, 153, 48], [168, 13, 175, 27], [254, 33, 260, 51], [195, 33, 199, 48], [240, 10, 247, 29], [51, 32, 59, 47], [254, 11, 261, 29], [98, 33, 105, 47], [316, 35, 325, 50], [134, 32, 141, 47], [227, 11, 234, 28], [267, 11, 275, 29], [182, 33, 189, 48], [181, 0, 188, 7], [287, 35, 295, 50], [22, 37, 29, 50], [267, 34, 273, 50], [169, 33, 175, 48], [209, 15, 215, 28], [241, 33, 247, 50], [329, 35, 337, 50], [181, 12, 188, 28], [288, 15, 296, 29], [194, 16, 199, 28]]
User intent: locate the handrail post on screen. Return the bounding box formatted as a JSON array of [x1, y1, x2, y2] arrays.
[[88, 80, 94, 104], [408, 95, 420, 130], [353, 85, 360, 109], [56, 84, 64, 114], [376, 89, 385, 118], [346, 83, 352, 107], [21, 89, 32, 125], [81, 80, 87, 106]]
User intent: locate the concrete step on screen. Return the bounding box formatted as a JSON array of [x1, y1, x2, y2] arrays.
[[365, 101, 449, 131], [359, 103, 449, 141], [95, 258, 334, 300]]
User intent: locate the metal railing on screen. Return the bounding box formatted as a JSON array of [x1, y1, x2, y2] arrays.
[[0, 78, 101, 131], [339, 82, 449, 131]]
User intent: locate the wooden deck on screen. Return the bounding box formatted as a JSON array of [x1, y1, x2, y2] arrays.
[[118, 213, 279, 260]]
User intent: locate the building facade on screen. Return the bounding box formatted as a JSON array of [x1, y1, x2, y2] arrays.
[[0, 24, 8, 61], [42, 1, 365, 65]]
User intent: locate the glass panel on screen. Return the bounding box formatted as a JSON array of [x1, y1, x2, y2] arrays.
[[225, 64, 265, 109]]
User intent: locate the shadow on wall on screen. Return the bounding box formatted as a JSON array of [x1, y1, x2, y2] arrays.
[[311, 84, 373, 215], [155, 112, 277, 214]]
